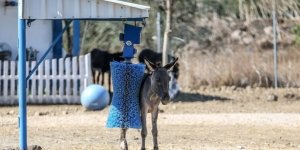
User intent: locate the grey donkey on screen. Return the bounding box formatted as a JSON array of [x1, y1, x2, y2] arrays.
[[119, 57, 179, 150]]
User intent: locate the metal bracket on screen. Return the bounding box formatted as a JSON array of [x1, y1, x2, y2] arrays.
[[27, 19, 36, 27], [142, 19, 147, 27], [120, 24, 142, 61]]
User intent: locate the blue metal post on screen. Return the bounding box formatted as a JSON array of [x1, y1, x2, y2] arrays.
[[52, 20, 63, 58], [73, 20, 80, 56], [18, 19, 27, 150]]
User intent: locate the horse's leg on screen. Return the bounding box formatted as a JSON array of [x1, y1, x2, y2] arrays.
[[108, 71, 111, 93], [152, 108, 159, 150], [108, 71, 112, 105], [101, 71, 105, 85], [141, 108, 147, 150], [92, 69, 96, 83], [120, 128, 128, 150], [95, 71, 100, 84]]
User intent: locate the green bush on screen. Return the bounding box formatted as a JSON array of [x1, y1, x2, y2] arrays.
[[292, 25, 300, 45]]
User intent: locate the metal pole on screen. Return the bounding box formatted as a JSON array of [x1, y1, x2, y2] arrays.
[[73, 20, 80, 56], [272, 0, 278, 88], [52, 20, 63, 58], [18, 19, 27, 150], [156, 12, 161, 53]]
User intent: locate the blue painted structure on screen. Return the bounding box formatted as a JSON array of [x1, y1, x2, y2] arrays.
[[26, 21, 72, 80], [18, 18, 27, 149], [52, 20, 63, 58], [121, 24, 142, 60], [106, 23, 145, 129], [72, 20, 80, 56], [17, 0, 149, 149], [106, 62, 145, 128]]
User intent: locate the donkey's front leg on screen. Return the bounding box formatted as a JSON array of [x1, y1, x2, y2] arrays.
[[120, 128, 128, 150], [141, 108, 147, 150], [152, 108, 159, 150]]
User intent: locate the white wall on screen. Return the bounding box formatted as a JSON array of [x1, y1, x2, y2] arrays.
[[0, 2, 52, 60]]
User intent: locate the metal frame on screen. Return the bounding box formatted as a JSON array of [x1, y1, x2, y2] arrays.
[[26, 21, 72, 80], [18, 18, 27, 149], [72, 20, 80, 56], [17, 0, 149, 149]]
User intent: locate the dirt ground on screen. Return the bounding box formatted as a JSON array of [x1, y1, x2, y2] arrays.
[[1, 87, 300, 150]]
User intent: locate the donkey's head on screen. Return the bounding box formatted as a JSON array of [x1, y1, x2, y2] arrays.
[[144, 57, 179, 105]]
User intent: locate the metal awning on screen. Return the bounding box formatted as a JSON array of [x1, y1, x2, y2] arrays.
[[20, 0, 150, 21]]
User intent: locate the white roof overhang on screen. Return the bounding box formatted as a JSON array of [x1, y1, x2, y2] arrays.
[[19, 0, 150, 21]]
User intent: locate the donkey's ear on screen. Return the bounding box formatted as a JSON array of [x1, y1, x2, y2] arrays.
[[163, 57, 178, 71], [144, 58, 156, 72]]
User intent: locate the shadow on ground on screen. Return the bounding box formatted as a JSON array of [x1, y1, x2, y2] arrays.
[[172, 92, 230, 102]]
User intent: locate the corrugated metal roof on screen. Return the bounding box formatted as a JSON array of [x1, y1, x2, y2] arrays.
[[20, 0, 149, 20]]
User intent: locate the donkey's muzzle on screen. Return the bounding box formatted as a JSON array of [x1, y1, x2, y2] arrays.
[[161, 94, 170, 105]]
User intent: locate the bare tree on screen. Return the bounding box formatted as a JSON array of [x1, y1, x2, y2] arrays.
[[162, 0, 172, 66]]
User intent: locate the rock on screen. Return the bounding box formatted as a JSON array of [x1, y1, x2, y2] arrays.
[[34, 112, 40, 116], [172, 105, 177, 110], [27, 145, 42, 150], [62, 111, 68, 115], [230, 86, 237, 91], [221, 86, 227, 92], [7, 110, 15, 115], [264, 26, 273, 36], [34, 112, 49, 116], [284, 93, 295, 99], [237, 145, 245, 149], [240, 78, 249, 87], [231, 30, 241, 40], [257, 37, 274, 49], [5, 145, 42, 150], [246, 86, 252, 91], [267, 94, 278, 101], [242, 35, 254, 45], [159, 109, 165, 113]]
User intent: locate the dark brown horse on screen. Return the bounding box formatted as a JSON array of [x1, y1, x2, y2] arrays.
[[119, 57, 179, 150], [90, 49, 123, 93]]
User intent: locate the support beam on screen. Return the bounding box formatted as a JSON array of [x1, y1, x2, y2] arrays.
[[162, 0, 172, 66], [52, 20, 63, 58], [73, 20, 81, 56], [26, 21, 72, 80], [18, 19, 27, 150]]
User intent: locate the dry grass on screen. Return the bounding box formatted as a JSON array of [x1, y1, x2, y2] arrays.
[[178, 48, 300, 90]]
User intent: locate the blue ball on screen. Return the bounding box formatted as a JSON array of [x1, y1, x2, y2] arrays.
[[80, 84, 110, 110]]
